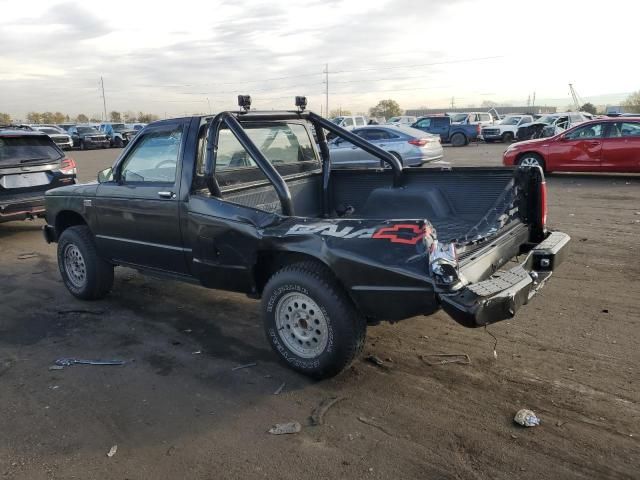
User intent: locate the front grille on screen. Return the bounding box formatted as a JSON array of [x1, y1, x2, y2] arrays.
[[482, 129, 500, 136], [53, 137, 68, 144]]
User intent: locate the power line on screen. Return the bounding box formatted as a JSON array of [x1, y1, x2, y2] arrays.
[[134, 55, 504, 90]]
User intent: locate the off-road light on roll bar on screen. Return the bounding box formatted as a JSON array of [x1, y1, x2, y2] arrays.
[[238, 95, 251, 112], [295, 96, 307, 112]]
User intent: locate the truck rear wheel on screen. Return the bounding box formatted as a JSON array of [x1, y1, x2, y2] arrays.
[[57, 226, 114, 300], [262, 261, 366, 379], [450, 133, 467, 147]]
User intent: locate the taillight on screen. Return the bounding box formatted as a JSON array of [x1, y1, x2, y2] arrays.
[[59, 157, 77, 175], [476, 124, 481, 134], [540, 180, 548, 229], [408, 138, 428, 146]]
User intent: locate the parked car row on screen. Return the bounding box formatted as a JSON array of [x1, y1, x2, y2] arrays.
[[56, 122, 146, 149]]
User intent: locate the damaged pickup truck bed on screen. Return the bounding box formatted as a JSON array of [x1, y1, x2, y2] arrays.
[[43, 97, 569, 378]]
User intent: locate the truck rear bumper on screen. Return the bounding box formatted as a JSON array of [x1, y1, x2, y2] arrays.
[[439, 231, 570, 327]]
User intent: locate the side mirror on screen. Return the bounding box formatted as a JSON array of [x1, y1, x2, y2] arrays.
[[97, 167, 113, 183]]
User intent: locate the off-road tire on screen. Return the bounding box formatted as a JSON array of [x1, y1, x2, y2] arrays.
[[262, 261, 366, 379], [114, 137, 124, 148], [450, 133, 467, 147], [57, 226, 114, 300], [79, 140, 86, 150]]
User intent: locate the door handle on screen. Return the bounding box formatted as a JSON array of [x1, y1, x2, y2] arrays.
[[158, 191, 175, 199]]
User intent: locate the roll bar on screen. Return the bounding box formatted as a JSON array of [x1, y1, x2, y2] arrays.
[[204, 110, 404, 217]]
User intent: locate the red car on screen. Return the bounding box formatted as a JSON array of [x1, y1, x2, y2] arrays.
[[503, 117, 640, 173]]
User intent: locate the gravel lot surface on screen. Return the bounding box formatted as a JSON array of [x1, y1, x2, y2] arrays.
[[1, 143, 638, 479]]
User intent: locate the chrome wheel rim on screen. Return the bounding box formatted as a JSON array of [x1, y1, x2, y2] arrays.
[[275, 292, 328, 358], [520, 157, 540, 167], [63, 244, 86, 288]]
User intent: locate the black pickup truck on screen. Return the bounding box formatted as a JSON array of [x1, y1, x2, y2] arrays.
[[43, 97, 569, 378]]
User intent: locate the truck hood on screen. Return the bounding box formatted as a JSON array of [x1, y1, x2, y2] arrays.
[[45, 182, 98, 197]]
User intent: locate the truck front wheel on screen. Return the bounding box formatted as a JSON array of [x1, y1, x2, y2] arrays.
[[262, 262, 366, 379], [57, 226, 114, 300], [502, 131, 514, 143]]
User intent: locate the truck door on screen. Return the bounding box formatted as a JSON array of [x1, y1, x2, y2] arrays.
[[93, 121, 188, 273]]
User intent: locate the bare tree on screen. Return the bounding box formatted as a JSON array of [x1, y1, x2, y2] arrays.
[[0, 112, 11, 124], [369, 99, 402, 119]]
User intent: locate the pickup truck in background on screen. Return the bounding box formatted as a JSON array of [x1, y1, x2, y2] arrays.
[[481, 114, 534, 143], [411, 115, 480, 146], [448, 112, 495, 128], [43, 97, 569, 379]]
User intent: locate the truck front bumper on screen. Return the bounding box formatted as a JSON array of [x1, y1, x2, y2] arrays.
[[439, 231, 570, 327]]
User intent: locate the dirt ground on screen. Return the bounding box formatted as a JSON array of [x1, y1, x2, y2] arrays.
[[1, 144, 638, 479]]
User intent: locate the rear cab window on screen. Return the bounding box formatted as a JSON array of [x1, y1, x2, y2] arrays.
[[0, 134, 63, 167], [195, 121, 320, 190]]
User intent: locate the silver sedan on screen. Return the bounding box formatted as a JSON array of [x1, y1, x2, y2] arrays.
[[329, 125, 443, 168]]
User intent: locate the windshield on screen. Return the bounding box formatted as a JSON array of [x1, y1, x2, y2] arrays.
[[449, 113, 468, 123], [536, 115, 557, 124], [38, 127, 63, 135], [388, 117, 400, 123], [77, 127, 99, 134], [331, 117, 344, 125], [499, 116, 521, 125], [111, 123, 126, 132], [0, 136, 63, 165]]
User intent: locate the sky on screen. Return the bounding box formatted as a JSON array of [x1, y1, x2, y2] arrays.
[[0, 0, 638, 120]]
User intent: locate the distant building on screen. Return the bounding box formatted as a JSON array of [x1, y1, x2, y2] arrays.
[[405, 106, 557, 117]]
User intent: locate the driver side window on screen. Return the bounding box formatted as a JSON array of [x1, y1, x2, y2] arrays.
[[565, 123, 603, 140], [121, 125, 182, 183]]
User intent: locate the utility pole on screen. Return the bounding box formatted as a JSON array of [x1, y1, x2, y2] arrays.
[[532, 91, 536, 109], [450, 96, 455, 109], [324, 63, 329, 118], [100, 76, 107, 121], [206, 97, 212, 114], [526, 94, 531, 107]]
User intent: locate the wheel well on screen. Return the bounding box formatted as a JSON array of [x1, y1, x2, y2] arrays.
[[55, 210, 87, 237], [253, 251, 336, 295]]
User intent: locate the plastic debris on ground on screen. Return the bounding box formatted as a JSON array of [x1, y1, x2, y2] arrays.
[[107, 445, 118, 457], [268, 422, 301, 435], [514, 409, 540, 427], [55, 358, 127, 367]]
